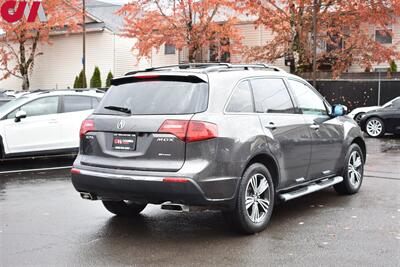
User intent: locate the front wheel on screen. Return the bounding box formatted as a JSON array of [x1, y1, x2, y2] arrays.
[[102, 200, 147, 216], [334, 144, 364, 195], [365, 117, 385, 137], [226, 163, 275, 234], [354, 112, 365, 124]]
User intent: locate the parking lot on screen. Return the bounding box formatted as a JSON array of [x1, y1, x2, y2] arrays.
[[0, 136, 399, 266]]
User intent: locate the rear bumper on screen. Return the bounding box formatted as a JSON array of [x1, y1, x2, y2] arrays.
[[71, 166, 239, 208]]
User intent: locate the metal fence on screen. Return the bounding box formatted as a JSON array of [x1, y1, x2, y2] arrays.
[[311, 80, 400, 110]]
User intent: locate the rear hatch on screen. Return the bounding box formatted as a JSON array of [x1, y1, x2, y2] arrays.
[[79, 74, 209, 172]]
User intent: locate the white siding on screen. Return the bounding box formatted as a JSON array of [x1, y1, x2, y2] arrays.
[[231, 23, 289, 71], [149, 44, 180, 67], [114, 35, 151, 77], [0, 30, 151, 90], [348, 20, 400, 72]]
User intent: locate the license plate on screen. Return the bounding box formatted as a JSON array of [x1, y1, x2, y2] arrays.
[[112, 133, 136, 151]]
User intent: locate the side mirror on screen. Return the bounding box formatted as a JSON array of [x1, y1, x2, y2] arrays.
[[331, 104, 348, 117], [15, 110, 27, 123]]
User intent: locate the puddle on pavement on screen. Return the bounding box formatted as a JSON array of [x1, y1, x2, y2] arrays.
[[365, 135, 400, 154]]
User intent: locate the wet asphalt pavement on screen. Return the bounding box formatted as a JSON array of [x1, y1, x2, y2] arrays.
[[0, 136, 399, 266]]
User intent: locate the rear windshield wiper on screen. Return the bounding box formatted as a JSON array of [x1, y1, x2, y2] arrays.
[[104, 105, 131, 114]]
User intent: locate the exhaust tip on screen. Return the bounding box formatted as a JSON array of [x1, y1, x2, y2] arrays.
[[80, 192, 97, 200], [161, 202, 189, 212]]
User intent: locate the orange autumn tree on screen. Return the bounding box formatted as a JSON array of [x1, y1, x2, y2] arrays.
[[0, 0, 81, 90], [118, 0, 243, 63], [243, 0, 400, 75]]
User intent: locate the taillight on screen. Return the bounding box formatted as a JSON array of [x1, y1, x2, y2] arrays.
[[158, 120, 189, 141], [158, 120, 218, 142], [80, 119, 95, 139], [186, 121, 218, 142], [70, 168, 81, 174]]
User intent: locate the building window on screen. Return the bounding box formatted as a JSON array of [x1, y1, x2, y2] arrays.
[[375, 28, 392, 44], [164, 44, 176, 55]]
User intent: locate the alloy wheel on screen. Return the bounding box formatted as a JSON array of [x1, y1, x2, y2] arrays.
[[245, 173, 271, 223], [348, 151, 363, 188], [366, 119, 382, 137]]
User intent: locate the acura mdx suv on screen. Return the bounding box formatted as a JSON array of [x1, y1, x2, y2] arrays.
[[71, 63, 366, 234]]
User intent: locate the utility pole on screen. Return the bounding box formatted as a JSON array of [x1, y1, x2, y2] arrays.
[[312, 0, 317, 87], [82, 0, 86, 87]]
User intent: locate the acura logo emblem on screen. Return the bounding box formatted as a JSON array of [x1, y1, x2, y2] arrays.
[[117, 120, 126, 130]]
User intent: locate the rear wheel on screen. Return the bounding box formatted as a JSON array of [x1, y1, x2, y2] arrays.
[[102, 200, 147, 216], [226, 163, 275, 234], [334, 144, 364, 195], [365, 117, 385, 137]]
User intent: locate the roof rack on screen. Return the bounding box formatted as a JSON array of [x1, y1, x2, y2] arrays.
[[124, 63, 285, 76]]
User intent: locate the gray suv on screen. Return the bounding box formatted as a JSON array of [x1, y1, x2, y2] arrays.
[[71, 64, 366, 234]]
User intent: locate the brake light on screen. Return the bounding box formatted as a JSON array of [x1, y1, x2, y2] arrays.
[[158, 120, 218, 142], [158, 120, 189, 141], [80, 119, 95, 139], [163, 177, 189, 183], [186, 121, 218, 142], [71, 168, 81, 174], [134, 75, 160, 79]]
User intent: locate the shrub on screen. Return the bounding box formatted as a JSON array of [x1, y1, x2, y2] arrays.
[[390, 60, 397, 72], [90, 66, 102, 88], [73, 76, 79, 88], [106, 71, 113, 87], [76, 69, 88, 88]]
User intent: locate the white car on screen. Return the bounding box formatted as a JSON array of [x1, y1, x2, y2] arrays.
[[348, 96, 400, 124], [0, 90, 104, 158]]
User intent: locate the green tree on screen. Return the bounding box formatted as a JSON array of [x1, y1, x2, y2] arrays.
[[73, 76, 79, 88], [106, 71, 114, 87], [390, 60, 397, 73], [77, 69, 87, 88], [90, 66, 102, 88]]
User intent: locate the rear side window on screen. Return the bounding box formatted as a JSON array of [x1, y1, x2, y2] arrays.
[[226, 81, 254, 112], [63, 96, 96, 113], [251, 78, 295, 113], [96, 80, 208, 115]]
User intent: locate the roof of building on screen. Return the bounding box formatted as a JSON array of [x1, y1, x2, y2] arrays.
[[85, 0, 124, 33]]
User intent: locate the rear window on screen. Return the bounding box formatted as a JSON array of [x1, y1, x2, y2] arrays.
[[96, 80, 208, 115]]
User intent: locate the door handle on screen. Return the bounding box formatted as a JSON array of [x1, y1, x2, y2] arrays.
[[48, 119, 58, 124], [310, 124, 320, 130]]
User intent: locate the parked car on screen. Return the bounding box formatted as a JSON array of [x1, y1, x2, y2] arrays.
[[348, 96, 400, 124], [0, 92, 15, 107], [0, 90, 104, 158], [359, 98, 400, 137], [71, 63, 366, 234]]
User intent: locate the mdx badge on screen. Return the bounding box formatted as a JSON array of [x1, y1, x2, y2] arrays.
[[117, 120, 126, 130]]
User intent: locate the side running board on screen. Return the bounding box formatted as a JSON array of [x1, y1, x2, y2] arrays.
[[279, 176, 343, 202]]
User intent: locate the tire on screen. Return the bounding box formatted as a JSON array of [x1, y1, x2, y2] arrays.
[[353, 112, 365, 124], [334, 143, 364, 195], [365, 117, 385, 137], [226, 163, 275, 234], [102, 200, 147, 216]]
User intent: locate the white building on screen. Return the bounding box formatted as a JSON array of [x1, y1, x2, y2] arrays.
[[0, 0, 151, 90]]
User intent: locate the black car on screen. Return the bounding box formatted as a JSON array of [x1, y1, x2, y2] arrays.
[[360, 98, 400, 137], [71, 63, 366, 234]]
